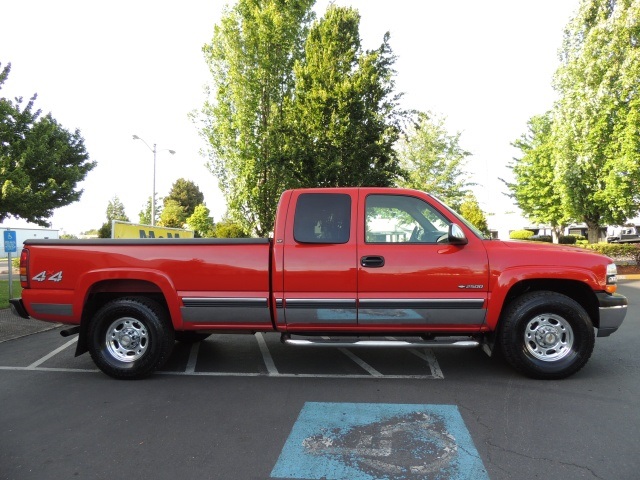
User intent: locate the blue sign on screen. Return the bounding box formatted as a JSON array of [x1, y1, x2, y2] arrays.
[[3, 230, 17, 253], [271, 402, 489, 480]]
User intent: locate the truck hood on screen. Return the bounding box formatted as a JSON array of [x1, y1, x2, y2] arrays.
[[495, 240, 612, 263]]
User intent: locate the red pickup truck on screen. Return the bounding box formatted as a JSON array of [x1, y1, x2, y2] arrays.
[[10, 188, 627, 380]]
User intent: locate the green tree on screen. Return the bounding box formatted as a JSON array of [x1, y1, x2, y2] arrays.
[[458, 194, 489, 236], [138, 195, 162, 225], [285, 5, 404, 189], [186, 204, 215, 238], [98, 196, 130, 238], [553, 0, 640, 242], [164, 178, 204, 219], [0, 62, 96, 226], [214, 216, 249, 238], [506, 112, 572, 241], [158, 199, 186, 229], [199, 0, 315, 236], [397, 111, 472, 210]]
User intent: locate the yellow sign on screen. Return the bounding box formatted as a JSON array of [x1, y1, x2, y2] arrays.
[[112, 221, 194, 239]]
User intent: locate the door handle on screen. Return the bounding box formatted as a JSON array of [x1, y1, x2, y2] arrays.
[[361, 256, 385, 268]]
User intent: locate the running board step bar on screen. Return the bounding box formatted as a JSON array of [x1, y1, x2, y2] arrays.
[[281, 335, 479, 349]]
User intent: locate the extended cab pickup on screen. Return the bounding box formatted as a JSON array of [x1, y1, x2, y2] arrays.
[[10, 188, 628, 379]]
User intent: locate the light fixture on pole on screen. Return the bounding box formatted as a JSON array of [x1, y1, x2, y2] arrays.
[[132, 135, 176, 226]]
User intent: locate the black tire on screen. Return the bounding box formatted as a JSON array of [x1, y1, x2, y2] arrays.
[[174, 331, 211, 344], [87, 297, 174, 379], [498, 291, 595, 379]]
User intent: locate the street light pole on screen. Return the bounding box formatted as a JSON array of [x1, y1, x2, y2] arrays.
[[132, 135, 175, 226]]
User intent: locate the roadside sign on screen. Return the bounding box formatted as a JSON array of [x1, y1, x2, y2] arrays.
[[4, 230, 17, 253]]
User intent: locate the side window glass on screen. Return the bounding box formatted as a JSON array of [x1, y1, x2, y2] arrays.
[[365, 195, 450, 243], [294, 193, 351, 244]]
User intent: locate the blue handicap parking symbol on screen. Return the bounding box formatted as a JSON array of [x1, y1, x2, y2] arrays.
[[271, 402, 488, 480]]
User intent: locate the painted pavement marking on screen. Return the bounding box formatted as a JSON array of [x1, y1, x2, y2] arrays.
[[271, 402, 489, 480], [26, 337, 77, 369], [256, 332, 279, 375], [339, 348, 383, 377], [185, 342, 201, 373], [408, 348, 444, 379]]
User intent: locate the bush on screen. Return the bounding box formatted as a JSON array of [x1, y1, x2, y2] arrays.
[[559, 235, 577, 244], [510, 230, 534, 240], [531, 235, 552, 243], [581, 243, 640, 264]]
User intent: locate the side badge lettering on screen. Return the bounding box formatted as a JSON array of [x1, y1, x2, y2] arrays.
[[32, 271, 64, 282]]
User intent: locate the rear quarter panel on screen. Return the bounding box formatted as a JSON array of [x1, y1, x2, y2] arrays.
[[21, 239, 271, 329]]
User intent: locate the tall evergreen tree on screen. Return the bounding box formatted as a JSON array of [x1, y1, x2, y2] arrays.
[[286, 5, 404, 188]]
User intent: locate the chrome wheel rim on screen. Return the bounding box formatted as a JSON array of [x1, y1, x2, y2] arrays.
[[524, 314, 574, 362], [105, 317, 149, 362]]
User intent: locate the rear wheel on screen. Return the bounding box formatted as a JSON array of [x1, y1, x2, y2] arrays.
[[498, 291, 595, 379], [88, 297, 174, 379]]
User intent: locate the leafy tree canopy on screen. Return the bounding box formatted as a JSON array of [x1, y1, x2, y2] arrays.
[[458, 194, 490, 236], [199, 1, 405, 235], [158, 199, 186, 229], [139, 195, 162, 225], [506, 112, 572, 239], [186, 204, 215, 238], [0, 62, 96, 226], [200, 0, 315, 236], [552, 0, 640, 241], [98, 196, 129, 238], [396, 111, 472, 210], [164, 178, 204, 219], [285, 5, 404, 189]]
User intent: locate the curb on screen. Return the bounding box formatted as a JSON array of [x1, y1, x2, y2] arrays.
[[618, 274, 640, 280]]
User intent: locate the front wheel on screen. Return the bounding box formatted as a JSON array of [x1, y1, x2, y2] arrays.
[[88, 297, 174, 379], [498, 291, 595, 379]]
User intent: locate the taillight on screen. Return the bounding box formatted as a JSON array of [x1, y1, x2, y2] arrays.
[[19, 249, 29, 288]]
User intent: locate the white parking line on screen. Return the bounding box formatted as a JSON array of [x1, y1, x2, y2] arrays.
[[408, 348, 444, 379], [26, 337, 78, 369], [255, 332, 279, 375], [185, 342, 200, 373], [339, 348, 383, 377]]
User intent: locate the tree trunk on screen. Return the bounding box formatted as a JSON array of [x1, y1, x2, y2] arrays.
[[586, 220, 600, 244]]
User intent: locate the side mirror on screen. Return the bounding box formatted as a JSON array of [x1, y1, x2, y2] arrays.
[[449, 223, 468, 245]]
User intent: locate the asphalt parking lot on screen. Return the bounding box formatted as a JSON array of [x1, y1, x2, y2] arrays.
[[1, 281, 639, 480]]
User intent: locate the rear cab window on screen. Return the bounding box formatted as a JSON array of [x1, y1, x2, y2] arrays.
[[293, 193, 352, 244]]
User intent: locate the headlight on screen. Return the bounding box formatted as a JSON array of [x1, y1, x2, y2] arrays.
[[606, 263, 618, 293]]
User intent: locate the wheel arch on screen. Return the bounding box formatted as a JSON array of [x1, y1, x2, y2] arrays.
[[489, 278, 599, 330], [75, 276, 176, 357]]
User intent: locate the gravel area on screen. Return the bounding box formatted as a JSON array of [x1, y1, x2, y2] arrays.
[[0, 308, 59, 343]]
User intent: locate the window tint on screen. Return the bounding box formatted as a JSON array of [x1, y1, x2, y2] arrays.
[[294, 194, 351, 244], [365, 195, 450, 243]]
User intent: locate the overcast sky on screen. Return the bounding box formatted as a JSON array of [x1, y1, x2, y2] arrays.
[[1, 0, 579, 235]]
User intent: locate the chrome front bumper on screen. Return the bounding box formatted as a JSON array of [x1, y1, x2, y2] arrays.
[[596, 292, 628, 337]]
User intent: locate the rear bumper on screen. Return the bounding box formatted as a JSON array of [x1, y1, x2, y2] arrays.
[[9, 299, 30, 319], [596, 292, 627, 337]]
